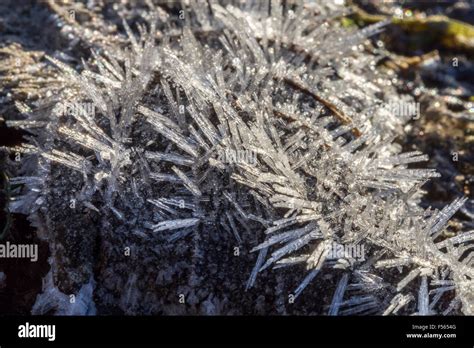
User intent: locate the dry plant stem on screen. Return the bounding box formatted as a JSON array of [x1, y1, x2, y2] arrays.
[[281, 76, 362, 137]]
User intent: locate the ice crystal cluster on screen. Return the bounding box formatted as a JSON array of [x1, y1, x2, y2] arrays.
[[3, 0, 473, 315]]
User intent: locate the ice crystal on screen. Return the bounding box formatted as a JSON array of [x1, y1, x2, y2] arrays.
[[2, 0, 472, 315]]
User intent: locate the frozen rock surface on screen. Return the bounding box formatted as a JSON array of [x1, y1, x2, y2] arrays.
[[0, 0, 472, 315]]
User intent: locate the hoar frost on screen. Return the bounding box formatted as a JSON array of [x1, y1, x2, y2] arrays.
[[3, 0, 472, 315]]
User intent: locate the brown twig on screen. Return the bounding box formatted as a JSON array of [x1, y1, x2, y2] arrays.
[[280, 76, 362, 137]]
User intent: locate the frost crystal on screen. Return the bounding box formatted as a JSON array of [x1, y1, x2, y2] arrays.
[[2, 0, 472, 315]]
